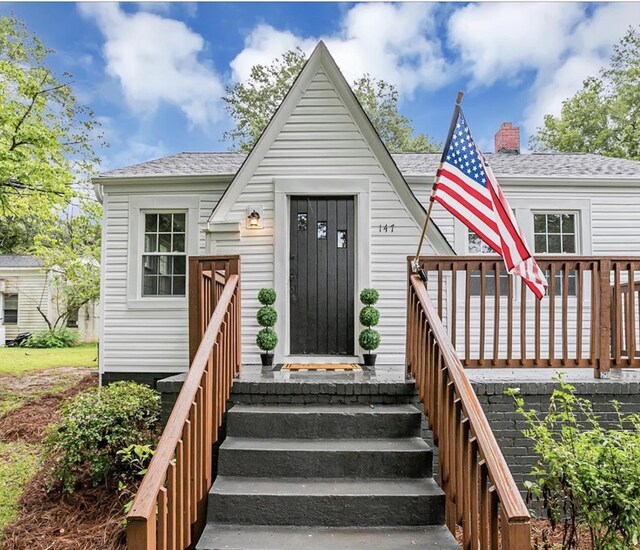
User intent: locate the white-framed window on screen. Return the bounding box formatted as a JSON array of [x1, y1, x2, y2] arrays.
[[142, 212, 187, 296], [533, 211, 579, 296], [533, 212, 577, 254], [4, 293, 18, 324], [468, 230, 510, 296]]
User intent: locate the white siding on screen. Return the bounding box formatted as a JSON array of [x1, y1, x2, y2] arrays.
[[100, 182, 228, 374], [211, 70, 436, 366], [0, 269, 50, 339]]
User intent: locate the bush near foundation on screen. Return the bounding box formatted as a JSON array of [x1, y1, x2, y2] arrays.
[[507, 376, 640, 549], [44, 381, 161, 493]]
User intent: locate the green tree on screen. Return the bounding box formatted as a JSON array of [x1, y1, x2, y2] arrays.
[[32, 197, 101, 331], [0, 16, 103, 250], [223, 48, 439, 153], [531, 26, 640, 160]]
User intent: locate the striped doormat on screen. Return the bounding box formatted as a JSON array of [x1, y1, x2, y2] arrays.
[[282, 363, 362, 372]]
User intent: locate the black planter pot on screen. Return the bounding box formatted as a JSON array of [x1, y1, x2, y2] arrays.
[[363, 353, 377, 367], [260, 353, 274, 367]]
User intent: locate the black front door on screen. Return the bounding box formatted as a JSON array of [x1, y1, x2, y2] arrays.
[[289, 196, 355, 355]]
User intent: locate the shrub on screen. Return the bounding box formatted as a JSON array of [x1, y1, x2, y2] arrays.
[[22, 328, 78, 348], [256, 328, 278, 352], [257, 305, 277, 327], [359, 328, 380, 351], [45, 381, 161, 493], [507, 375, 640, 549], [359, 306, 379, 327], [258, 288, 276, 306], [359, 288, 379, 306]]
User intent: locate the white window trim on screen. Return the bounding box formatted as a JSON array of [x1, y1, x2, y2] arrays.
[[127, 196, 199, 310], [273, 176, 371, 363], [453, 198, 593, 255]]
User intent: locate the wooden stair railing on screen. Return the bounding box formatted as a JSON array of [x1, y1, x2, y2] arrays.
[[407, 272, 531, 549], [127, 256, 241, 550]]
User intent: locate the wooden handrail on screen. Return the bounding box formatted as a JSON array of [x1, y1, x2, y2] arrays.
[[127, 256, 241, 549], [407, 273, 531, 548], [413, 255, 640, 377]]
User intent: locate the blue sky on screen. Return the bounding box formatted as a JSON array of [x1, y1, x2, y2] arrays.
[[5, 2, 640, 172]]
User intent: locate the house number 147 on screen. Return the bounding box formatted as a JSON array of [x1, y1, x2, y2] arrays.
[[378, 224, 395, 233]]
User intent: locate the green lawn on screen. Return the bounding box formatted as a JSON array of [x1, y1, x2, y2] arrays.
[[0, 343, 98, 376], [0, 442, 41, 538]]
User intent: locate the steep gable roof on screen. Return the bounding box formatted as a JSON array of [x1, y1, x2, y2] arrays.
[[206, 41, 454, 255]]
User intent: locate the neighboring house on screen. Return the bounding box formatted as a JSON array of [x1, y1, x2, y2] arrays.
[[94, 42, 640, 386], [0, 254, 99, 344]]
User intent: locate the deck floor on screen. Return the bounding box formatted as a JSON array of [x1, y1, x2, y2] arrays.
[[237, 364, 640, 384]]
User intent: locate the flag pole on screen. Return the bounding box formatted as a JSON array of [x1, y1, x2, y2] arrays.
[[412, 91, 464, 279]]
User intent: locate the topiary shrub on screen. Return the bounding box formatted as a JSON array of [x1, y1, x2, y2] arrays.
[[360, 288, 379, 306], [22, 328, 78, 348], [257, 327, 278, 352], [359, 289, 380, 358], [359, 328, 381, 351], [257, 288, 276, 306], [257, 305, 277, 327], [44, 381, 161, 493], [257, 289, 277, 359]]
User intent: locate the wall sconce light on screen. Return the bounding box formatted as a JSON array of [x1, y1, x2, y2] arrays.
[[246, 206, 264, 229]]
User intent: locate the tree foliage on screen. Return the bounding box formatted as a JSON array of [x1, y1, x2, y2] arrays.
[[223, 48, 439, 153], [0, 16, 103, 249], [32, 197, 102, 331], [531, 26, 640, 160]]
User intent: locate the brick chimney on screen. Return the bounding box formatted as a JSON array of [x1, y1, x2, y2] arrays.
[[494, 122, 520, 154]]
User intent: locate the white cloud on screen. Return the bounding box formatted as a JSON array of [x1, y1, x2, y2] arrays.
[[447, 2, 640, 141], [79, 3, 223, 128], [230, 3, 449, 96]]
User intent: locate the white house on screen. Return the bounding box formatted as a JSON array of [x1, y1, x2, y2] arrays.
[[0, 255, 99, 344], [94, 42, 640, 386]]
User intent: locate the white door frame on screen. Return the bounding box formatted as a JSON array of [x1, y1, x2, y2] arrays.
[[273, 177, 371, 363]]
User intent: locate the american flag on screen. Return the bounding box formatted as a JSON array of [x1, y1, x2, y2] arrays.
[[432, 109, 548, 299]]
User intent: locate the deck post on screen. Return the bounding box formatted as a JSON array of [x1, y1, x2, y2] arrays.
[[597, 258, 612, 378]]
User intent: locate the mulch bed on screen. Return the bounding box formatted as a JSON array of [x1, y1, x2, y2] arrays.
[[1, 373, 129, 550], [0, 375, 96, 442]]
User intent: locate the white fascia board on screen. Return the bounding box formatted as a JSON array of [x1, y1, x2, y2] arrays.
[[404, 175, 640, 188], [93, 174, 234, 187], [204, 221, 241, 234]]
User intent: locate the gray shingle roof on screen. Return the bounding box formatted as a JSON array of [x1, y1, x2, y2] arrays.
[[0, 255, 43, 268], [99, 151, 640, 179]]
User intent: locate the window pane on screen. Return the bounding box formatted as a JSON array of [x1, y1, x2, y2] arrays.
[[158, 276, 172, 295], [469, 231, 493, 254], [337, 230, 347, 248], [547, 214, 560, 233], [158, 233, 172, 252], [561, 214, 575, 233], [547, 234, 561, 253], [317, 221, 327, 239], [533, 214, 546, 233], [173, 213, 186, 232], [297, 213, 307, 231], [143, 276, 157, 295], [563, 235, 576, 253], [173, 234, 185, 253], [173, 256, 186, 275], [5, 294, 18, 309], [535, 234, 547, 253], [159, 214, 172, 232], [143, 255, 158, 275], [144, 234, 157, 253], [173, 276, 186, 295], [158, 255, 171, 275], [145, 214, 158, 232]]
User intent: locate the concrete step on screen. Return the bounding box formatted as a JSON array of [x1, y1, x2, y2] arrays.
[[226, 404, 423, 439], [208, 477, 445, 527], [218, 436, 432, 478], [196, 524, 460, 550]]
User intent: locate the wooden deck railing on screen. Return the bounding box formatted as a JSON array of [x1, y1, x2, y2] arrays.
[[412, 256, 640, 377], [407, 273, 531, 549], [126, 256, 241, 550]]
